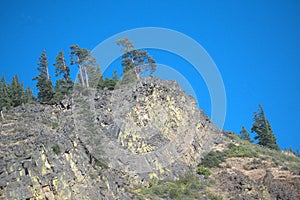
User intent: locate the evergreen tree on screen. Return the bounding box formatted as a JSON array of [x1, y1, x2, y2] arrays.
[[97, 70, 119, 90], [53, 51, 73, 102], [0, 74, 12, 109], [33, 51, 54, 103], [295, 148, 300, 157], [70, 45, 101, 88], [9, 75, 24, 107], [24, 86, 35, 103], [239, 126, 252, 142], [117, 38, 156, 82], [251, 105, 280, 150], [87, 64, 102, 88]]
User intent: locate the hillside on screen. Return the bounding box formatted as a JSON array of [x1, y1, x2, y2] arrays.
[[0, 77, 299, 199]]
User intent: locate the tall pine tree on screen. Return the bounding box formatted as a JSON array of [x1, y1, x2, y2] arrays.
[[70, 45, 101, 89], [251, 105, 280, 150], [117, 37, 156, 82], [53, 51, 73, 102], [33, 51, 54, 104]]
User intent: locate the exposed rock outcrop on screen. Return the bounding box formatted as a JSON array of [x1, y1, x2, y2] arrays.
[[0, 77, 299, 199]]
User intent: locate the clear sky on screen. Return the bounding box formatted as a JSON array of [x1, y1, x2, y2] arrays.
[[0, 0, 299, 150]]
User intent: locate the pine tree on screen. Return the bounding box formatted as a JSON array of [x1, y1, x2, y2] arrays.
[[24, 86, 35, 103], [70, 45, 101, 88], [33, 51, 54, 103], [53, 51, 74, 102], [117, 38, 156, 82], [97, 70, 119, 90], [239, 126, 252, 142], [0, 74, 12, 109], [251, 105, 280, 150], [9, 75, 24, 107], [86, 64, 102, 88], [295, 148, 300, 157]]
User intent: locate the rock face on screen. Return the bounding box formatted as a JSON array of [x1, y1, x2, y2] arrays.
[[0, 77, 299, 199], [0, 77, 221, 199], [92, 78, 222, 179]]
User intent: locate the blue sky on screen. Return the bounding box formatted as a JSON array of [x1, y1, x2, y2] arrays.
[[0, 0, 299, 150]]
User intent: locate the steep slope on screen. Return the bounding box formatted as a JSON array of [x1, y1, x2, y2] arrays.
[[0, 77, 299, 199], [91, 78, 223, 179]]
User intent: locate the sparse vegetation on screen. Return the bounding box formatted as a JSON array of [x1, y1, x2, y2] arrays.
[[197, 166, 212, 178], [52, 144, 61, 155], [227, 143, 258, 158], [201, 134, 300, 174], [253, 144, 300, 173], [135, 173, 225, 199], [137, 173, 207, 199], [207, 192, 223, 200]]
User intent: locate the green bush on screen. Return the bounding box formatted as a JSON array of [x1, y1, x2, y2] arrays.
[[52, 122, 59, 129], [227, 143, 258, 158], [52, 144, 61, 155], [95, 158, 108, 169], [197, 166, 212, 178], [201, 151, 226, 168], [138, 173, 205, 199]]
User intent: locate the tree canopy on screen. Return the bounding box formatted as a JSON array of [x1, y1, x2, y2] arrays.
[[53, 51, 74, 102], [32, 51, 54, 103], [0, 74, 35, 110], [251, 105, 280, 150], [239, 126, 252, 143], [117, 38, 156, 82], [70, 45, 101, 88]]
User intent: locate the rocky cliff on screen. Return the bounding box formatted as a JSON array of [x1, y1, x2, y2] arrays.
[[0, 77, 299, 199]]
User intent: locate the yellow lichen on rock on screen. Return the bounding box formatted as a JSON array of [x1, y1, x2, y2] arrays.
[[137, 143, 153, 153], [66, 152, 85, 183], [154, 160, 165, 174], [149, 172, 158, 180], [128, 140, 133, 148], [73, 140, 78, 147], [30, 176, 44, 200]]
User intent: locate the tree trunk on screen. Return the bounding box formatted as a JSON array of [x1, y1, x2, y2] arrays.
[[78, 64, 85, 87], [46, 66, 50, 80], [84, 67, 89, 88], [63, 56, 67, 72]]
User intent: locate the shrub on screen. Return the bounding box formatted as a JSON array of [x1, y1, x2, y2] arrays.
[[52, 122, 59, 129], [52, 144, 61, 155], [227, 143, 258, 158], [201, 151, 226, 168], [95, 158, 108, 169], [138, 173, 205, 199], [197, 166, 212, 178]]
